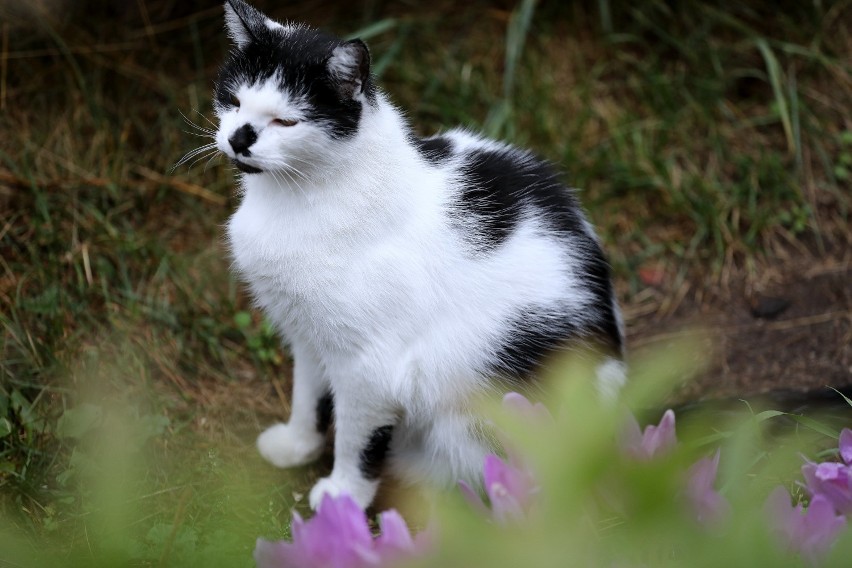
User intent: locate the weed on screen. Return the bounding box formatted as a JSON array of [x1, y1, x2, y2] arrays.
[[0, 0, 849, 564]]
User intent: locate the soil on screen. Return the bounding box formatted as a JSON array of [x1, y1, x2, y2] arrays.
[[625, 247, 852, 406]]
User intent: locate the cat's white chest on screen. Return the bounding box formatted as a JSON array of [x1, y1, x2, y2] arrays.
[[226, 181, 409, 351]]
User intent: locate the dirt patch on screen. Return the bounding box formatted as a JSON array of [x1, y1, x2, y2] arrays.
[[626, 249, 852, 403]]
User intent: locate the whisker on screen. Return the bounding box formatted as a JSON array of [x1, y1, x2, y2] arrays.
[[193, 108, 219, 129], [202, 151, 222, 173], [187, 148, 220, 170], [179, 109, 216, 135], [172, 143, 218, 170], [182, 129, 216, 139]]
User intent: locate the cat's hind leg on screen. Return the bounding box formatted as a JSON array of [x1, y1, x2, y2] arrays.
[[257, 341, 331, 468]]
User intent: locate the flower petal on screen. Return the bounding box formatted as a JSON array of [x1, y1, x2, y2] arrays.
[[620, 412, 645, 460], [484, 455, 530, 505], [800, 494, 847, 565], [458, 479, 490, 517], [814, 462, 845, 482], [620, 409, 677, 461], [802, 460, 852, 515], [686, 449, 728, 526], [254, 538, 305, 568], [839, 428, 852, 465], [297, 493, 378, 567], [483, 454, 530, 523], [502, 392, 553, 423], [375, 509, 415, 559], [643, 409, 677, 458], [765, 486, 808, 551]]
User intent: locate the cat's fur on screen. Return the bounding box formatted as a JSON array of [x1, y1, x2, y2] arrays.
[[213, 0, 625, 510]]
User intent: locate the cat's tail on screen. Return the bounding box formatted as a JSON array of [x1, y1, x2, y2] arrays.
[[595, 291, 627, 401], [595, 356, 627, 401]]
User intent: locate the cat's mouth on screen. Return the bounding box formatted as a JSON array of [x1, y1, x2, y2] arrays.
[[232, 159, 263, 174]]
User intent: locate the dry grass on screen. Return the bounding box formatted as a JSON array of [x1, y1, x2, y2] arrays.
[[0, 0, 850, 563]]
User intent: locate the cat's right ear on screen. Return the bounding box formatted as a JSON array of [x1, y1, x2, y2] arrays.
[[224, 0, 264, 49], [327, 39, 371, 100]]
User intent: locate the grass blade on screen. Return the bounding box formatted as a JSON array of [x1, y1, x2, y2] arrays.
[[756, 38, 795, 156]]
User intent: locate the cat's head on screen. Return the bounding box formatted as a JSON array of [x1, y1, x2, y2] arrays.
[[214, 0, 374, 176]]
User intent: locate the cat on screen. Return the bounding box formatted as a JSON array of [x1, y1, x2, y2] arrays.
[[212, 0, 625, 510]]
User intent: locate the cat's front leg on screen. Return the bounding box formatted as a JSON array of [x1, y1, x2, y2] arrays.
[[308, 380, 398, 510], [257, 341, 331, 468]]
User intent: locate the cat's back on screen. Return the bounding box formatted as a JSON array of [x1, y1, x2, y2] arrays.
[[413, 129, 593, 249], [407, 128, 624, 376]]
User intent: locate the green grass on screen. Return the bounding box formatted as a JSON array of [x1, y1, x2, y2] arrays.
[[1, 0, 850, 565]]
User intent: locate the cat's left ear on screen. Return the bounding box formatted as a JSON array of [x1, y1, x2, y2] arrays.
[[224, 0, 266, 50], [327, 39, 371, 100]]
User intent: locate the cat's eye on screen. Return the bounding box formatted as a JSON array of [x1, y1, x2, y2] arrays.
[[229, 94, 240, 108], [271, 118, 298, 127]]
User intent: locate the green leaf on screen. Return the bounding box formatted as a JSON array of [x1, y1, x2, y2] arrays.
[[56, 404, 103, 439], [756, 39, 794, 156], [752, 410, 786, 423], [0, 417, 12, 438], [346, 18, 397, 41], [10, 390, 36, 427], [137, 414, 170, 439], [829, 387, 852, 408], [791, 414, 839, 439], [233, 311, 252, 330]]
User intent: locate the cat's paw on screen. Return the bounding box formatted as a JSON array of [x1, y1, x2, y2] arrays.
[[308, 474, 377, 510], [257, 423, 324, 468]]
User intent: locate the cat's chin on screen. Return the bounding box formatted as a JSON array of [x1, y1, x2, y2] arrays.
[[232, 159, 263, 174]]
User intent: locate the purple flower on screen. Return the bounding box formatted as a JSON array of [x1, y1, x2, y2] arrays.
[[254, 493, 425, 568], [621, 409, 677, 461], [685, 449, 730, 527], [459, 453, 537, 524], [840, 428, 852, 465], [765, 487, 847, 565], [501, 392, 553, 424], [802, 428, 852, 514], [457, 392, 543, 523]]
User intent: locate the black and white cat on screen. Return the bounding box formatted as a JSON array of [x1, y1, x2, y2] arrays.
[[213, 0, 625, 510]]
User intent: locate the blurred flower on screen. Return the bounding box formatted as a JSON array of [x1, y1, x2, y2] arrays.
[[459, 453, 538, 524], [840, 428, 852, 465], [254, 493, 425, 568], [685, 448, 729, 527], [765, 487, 847, 565], [802, 428, 852, 515], [621, 409, 677, 461], [501, 392, 553, 424], [458, 392, 544, 523]]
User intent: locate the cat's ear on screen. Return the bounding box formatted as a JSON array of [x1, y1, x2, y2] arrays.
[[224, 0, 266, 50], [327, 39, 371, 100]]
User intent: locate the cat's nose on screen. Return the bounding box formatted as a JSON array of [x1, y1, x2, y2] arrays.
[[228, 124, 257, 155]]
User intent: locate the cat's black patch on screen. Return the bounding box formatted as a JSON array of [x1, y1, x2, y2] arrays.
[[215, 25, 375, 140], [359, 425, 394, 480], [413, 136, 453, 165], [493, 310, 579, 378], [453, 147, 624, 374], [453, 149, 590, 252], [489, 229, 623, 378], [582, 253, 623, 357], [315, 391, 334, 434], [492, 293, 622, 380]]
